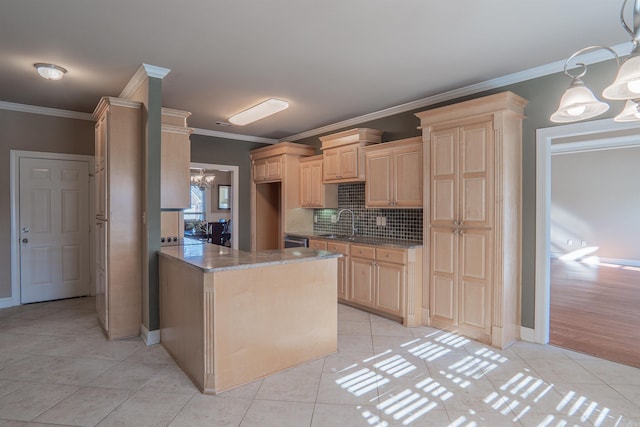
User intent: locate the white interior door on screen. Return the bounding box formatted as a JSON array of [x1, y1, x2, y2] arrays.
[[19, 157, 90, 303]]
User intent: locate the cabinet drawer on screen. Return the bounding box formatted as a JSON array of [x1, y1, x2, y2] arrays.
[[327, 241, 349, 255], [309, 240, 328, 250], [351, 244, 375, 260], [376, 248, 406, 264]]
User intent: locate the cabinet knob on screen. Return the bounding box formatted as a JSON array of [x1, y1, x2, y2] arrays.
[[453, 220, 458, 226]]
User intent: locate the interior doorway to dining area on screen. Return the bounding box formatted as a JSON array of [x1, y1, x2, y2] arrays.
[[184, 162, 239, 249]]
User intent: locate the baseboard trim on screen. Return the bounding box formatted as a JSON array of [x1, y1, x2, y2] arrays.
[[140, 323, 160, 346], [0, 297, 15, 309], [520, 327, 536, 342]]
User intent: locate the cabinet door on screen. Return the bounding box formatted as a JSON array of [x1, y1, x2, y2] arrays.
[[95, 220, 108, 331], [365, 149, 393, 207], [266, 157, 282, 180], [338, 145, 358, 179], [323, 149, 340, 181], [300, 162, 313, 207], [253, 160, 267, 182], [161, 129, 191, 209], [430, 128, 458, 227], [459, 121, 493, 228], [350, 257, 375, 307], [375, 261, 404, 316], [430, 227, 457, 325], [310, 161, 324, 206], [458, 228, 492, 335], [337, 256, 348, 301], [394, 144, 423, 207]]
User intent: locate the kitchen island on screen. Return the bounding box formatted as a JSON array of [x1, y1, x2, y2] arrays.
[[158, 243, 340, 394]]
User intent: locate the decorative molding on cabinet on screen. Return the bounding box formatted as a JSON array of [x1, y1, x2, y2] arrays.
[[140, 323, 160, 346], [0, 100, 93, 121]]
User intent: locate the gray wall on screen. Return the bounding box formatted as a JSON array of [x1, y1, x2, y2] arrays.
[[0, 109, 94, 299], [296, 59, 623, 329], [551, 146, 640, 261], [190, 135, 268, 251]]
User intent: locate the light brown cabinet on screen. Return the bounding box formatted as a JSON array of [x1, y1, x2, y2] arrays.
[[320, 128, 383, 183], [416, 91, 527, 348], [299, 155, 337, 208], [308, 238, 327, 250], [253, 156, 283, 183], [364, 137, 423, 208], [344, 243, 422, 325], [161, 108, 192, 209], [250, 143, 316, 250], [327, 241, 349, 301], [93, 97, 142, 340]]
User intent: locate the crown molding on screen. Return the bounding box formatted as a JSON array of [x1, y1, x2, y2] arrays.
[[192, 127, 278, 144], [282, 42, 631, 142], [120, 63, 171, 99], [0, 100, 93, 121]]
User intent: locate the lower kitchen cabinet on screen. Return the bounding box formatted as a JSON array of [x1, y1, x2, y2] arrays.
[[349, 243, 422, 326], [327, 241, 349, 301]]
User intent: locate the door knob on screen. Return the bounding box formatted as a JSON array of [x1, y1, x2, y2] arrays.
[[22, 238, 28, 243]]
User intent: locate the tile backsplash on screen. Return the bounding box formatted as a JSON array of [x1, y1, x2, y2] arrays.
[[313, 183, 423, 241]]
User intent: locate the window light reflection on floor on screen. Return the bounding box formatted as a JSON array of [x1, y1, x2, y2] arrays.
[[332, 329, 625, 426]]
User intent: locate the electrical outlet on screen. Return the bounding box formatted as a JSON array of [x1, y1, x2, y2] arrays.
[[331, 214, 337, 223], [314, 214, 318, 223], [381, 217, 387, 226], [376, 216, 381, 226]]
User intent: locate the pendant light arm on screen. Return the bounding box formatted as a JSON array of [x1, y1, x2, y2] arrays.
[[563, 45, 620, 79]]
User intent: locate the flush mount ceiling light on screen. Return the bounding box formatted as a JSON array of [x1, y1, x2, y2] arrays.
[[228, 98, 289, 126], [551, 0, 640, 123], [34, 63, 67, 80]]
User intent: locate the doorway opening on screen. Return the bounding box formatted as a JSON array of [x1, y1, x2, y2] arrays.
[[189, 162, 239, 250], [535, 119, 640, 365]]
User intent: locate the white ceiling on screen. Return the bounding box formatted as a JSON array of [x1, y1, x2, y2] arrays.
[[0, 0, 632, 140]]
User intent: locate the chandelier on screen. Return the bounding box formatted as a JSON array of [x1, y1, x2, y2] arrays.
[[190, 169, 215, 189], [551, 0, 640, 123]]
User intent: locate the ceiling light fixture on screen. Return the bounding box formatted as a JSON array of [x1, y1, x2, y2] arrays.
[[228, 98, 289, 126], [190, 169, 215, 189], [34, 63, 67, 81], [551, 0, 640, 123]]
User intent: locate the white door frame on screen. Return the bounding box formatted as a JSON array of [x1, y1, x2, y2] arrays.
[[190, 162, 239, 250], [534, 118, 640, 344], [10, 150, 95, 307]]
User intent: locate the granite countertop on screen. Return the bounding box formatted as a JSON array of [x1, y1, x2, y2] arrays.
[[159, 243, 341, 273], [286, 232, 423, 249]]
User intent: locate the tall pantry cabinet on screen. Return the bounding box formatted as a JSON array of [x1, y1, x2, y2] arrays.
[[416, 92, 527, 349], [93, 97, 142, 340]]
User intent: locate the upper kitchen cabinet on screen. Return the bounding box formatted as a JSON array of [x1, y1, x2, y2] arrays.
[[161, 108, 192, 209], [320, 128, 383, 183], [416, 91, 527, 349], [363, 136, 422, 208], [299, 155, 337, 208], [250, 142, 316, 250]]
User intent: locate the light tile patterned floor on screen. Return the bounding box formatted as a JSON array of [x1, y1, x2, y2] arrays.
[[0, 297, 639, 426]]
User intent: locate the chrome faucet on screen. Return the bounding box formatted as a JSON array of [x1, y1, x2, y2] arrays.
[[337, 209, 357, 237]]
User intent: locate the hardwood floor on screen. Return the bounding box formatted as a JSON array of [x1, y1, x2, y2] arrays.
[[550, 258, 640, 368]]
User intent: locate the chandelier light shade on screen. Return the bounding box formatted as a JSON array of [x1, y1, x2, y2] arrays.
[[550, 78, 610, 123], [550, 0, 640, 123], [190, 169, 215, 189], [228, 98, 289, 126], [34, 63, 67, 80], [614, 99, 640, 121]]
